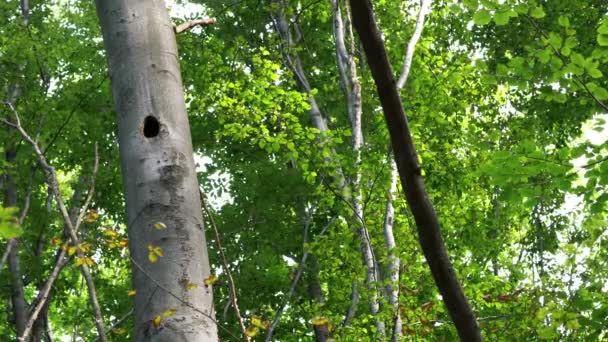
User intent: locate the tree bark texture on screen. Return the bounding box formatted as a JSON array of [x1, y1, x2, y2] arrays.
[[95, 1, 217, 340], [348, 1, 482, 340]]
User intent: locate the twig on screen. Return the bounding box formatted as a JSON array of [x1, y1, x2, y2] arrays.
[[173, 18, 216, 34], [74, 143, 99, 232], [0, 239, 17, 272], [200, 191, 249, 341]]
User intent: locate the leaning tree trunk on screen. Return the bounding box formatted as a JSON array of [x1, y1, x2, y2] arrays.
[[349, 0, 482, 340], [95, 1, 217, 341]]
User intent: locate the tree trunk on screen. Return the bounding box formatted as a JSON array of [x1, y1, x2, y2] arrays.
[[349, 1, 482, 340], [95, 1, 217, 340], [4, 147, 28, 338]]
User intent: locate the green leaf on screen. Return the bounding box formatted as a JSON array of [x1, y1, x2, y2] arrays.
[[494, 11, 509, 26], [0, 207, 22, 239], [463, 0, 478, 9], [558, 16, 570, 27], [473, 10, 492, 26], [548, 32, 562, 49], [530, 6, 546, 19], [598, 21, 608, 34], [587, 68, 603, 78], [598, 34, 608, 47]]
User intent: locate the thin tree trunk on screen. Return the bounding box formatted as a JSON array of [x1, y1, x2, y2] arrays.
[[4, 146, 28, 338], [330, 0, 384, 336], [349, 1, 482, 340], [307, 257, 331, 342], [95, 1, 217, 340], [382, 162, 401, 340]]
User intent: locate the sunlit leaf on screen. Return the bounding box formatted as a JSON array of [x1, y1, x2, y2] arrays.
[[245, 326, 259, 337], [84, 209, 99, 223], [311, 316, 329, 326], [153, 222, 167, 230], [162, 309, 177, 317], [251, 315, 270, 329], [204, 275, 218, 286], [152, 315, 161, 328]]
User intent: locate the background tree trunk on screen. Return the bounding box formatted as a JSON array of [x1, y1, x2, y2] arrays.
[[95, 1, 217, 340]]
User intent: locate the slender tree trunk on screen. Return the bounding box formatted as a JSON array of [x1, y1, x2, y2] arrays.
[[349, 1, 482, 340], [307, 257, 331, 342], [330, 0, 384, 336], [4, 146, 28, 338], [382, 162, 401, 340], [95, 1, 217, 340]]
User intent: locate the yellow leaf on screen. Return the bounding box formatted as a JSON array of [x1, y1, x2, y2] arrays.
[[112, 327, 127, 335], [186, 283, 198, 290], [128, 290, 136, 297], [162, 309, 177, 317], [152, 315, 161, 328], [85, 257, 96, 266], [68, 246, 77, 256], [204, 275, 218, 286], [252, 315, 270, 330], [311, 316, 329, 326], [148, 252, 158, 263], [147, 244, 164, 263], [78, 243, 91, 253], [61, 243, 69, 251], [119, 238, 128, 247], [85, 209, 99, 223], [153, 222, 167, 230], [245, 326, 259, 337], [103, 228, 118, 237], [75, 257, 85, 266]]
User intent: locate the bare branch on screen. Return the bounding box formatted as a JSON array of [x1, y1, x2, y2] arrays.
[[173, 18, 216, 34], [396, 0, 432, 89], [201, 191, 249, 341], [0, 239, 17, 272], [74, 143, 99, 231]]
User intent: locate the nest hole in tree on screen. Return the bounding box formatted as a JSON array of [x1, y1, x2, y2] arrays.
[[143, 116, 160, 138]]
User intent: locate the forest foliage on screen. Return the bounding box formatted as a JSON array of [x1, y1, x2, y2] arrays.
[[1, 0, 608, 340]]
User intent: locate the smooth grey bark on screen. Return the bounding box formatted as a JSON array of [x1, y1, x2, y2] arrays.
[[273, 1, 385, 336], [382, 161, 401, 341], [95, 1, 217, 341], [330, 0, 384, 336]]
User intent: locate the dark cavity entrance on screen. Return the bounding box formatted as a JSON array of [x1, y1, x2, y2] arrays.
[[143, 116, 160, 138]]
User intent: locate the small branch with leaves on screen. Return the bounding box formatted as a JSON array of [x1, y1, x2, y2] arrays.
[[2, 102, 104, 342]]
